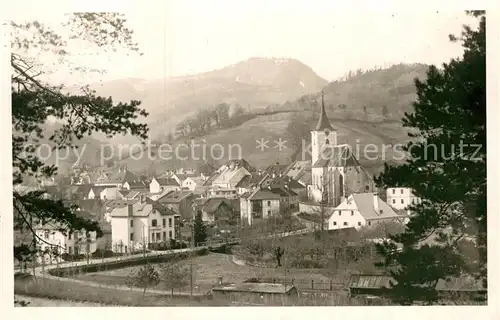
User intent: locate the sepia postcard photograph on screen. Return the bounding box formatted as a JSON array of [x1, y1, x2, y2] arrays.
[[0, 0, 497, 318]]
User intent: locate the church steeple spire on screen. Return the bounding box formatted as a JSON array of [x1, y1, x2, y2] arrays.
[[315, 91, 334, 131]]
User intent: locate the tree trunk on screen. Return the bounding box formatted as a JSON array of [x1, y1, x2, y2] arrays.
[[143, 285, 147, 298], [171, 287, 174, 297]]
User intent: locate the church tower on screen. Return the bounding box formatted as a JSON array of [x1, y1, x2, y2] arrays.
[[311, 91, 337, 165]]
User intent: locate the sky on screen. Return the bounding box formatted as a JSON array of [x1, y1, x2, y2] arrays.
[[9, 0, 478, 84]]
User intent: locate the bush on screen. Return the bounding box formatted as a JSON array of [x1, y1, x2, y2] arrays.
[[61, 253, 85, 262], [91, 249, 115, 258]]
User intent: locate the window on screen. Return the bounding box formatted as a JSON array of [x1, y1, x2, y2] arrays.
[[130, 233, 134, 241], [267, 201, 271, 206], [333, 221, 337, 226], [412, 198, 415, 204], [325, 139, 330, 145], [151, 233, 155, 241], [163, 219, 166, 227], [401, 199, 404, 204], [169, 231, 173, 239], [68, 246, 73, 254], [351, 211, 354, 216], [163, 232, 166, 240], [338, 211, 341, 216], [268, 210, 271, 216], [169, 218, 172, 227], [380, 210, 383, 214], [358, 222, 362, 226], [392, 199, 396, 204], [44, 231, 49, 239], [130, 219, 134, 228], [125, 246, 128, 253], [392, 189, 395, 194], [368, 221, 372, 226], [343, 222, 348, 226], [156, 232, 161, 242], [152, 219, 158, 227], [401, 189, 404, 194]]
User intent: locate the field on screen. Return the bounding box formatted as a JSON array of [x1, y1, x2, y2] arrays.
[[71, 252, 334, 294]]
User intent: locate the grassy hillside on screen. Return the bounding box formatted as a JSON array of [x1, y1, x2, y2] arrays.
[[117, 63, 428, 175]]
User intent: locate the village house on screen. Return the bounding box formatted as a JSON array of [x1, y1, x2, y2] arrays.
[[211, 162, 251, 189], [194, 198, 236, 224], [88, 185, 119, 200], [327, 193, 403, 230], [283, 160, 311, 186], [108, 197, 180, 253], [149, 176, 180, 194], [182, 176, 208, 193], [171, 172, 198, 186], [207, 185, 239, 199], [122, 180, 149, 190], [235, 172, 269, 195], [157, 190, 196, 220], [240, 186, 282, 226], [386, 187, 421, 213], [34, 213, 97, 263], [262, 173, 306, 203], [94, 168, 141, 189]]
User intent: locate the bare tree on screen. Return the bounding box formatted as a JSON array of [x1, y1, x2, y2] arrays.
[[159, 257, 190, 297]]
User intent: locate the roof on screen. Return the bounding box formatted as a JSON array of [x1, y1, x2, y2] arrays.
[[262, 175, 305, 191], [203, 171, 220, 186], [200, 198, 230, 214], [107, 198, 177, 217], [153, 177, 179, 186], [97, 169, 140, 184], [435, 277, 486, 292], [284, 160, 310, 177], [235, 172, 268, 188], [186, 177, 206, 185], [89, 185, 117, 197], [226, 158, 255, 172], [213, 167, 249, 186], [175, 173, 197, 181], [348, 274, 395, 289], [313, 144, 360, 168], [354, 193, 400, 220], [125, 180, 149, 189], [315, 91, 334, 131], [263, 162, 288, 176], [158, 190, 194, 204], [249, 189, 282, 200], [212, 283, 296, 294]]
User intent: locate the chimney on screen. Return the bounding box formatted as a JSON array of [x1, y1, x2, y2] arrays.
[[272, 172, 276, 178], [373, 193, 380, 214]]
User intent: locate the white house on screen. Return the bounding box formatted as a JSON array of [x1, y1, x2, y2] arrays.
[[328, 193, 403, 230], [182, 176, 207, 193], [34, 224, 97, 264], [386, 187, 421, 212], [108, 197, 180, 253], [149, 177, 180, 194], [207, 185, 239, 199], [88, 185, 119, 200]]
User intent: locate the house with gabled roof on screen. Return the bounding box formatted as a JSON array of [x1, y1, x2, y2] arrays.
[[108, 197, 180, 253], [327, 193, 404, 230], [149, 176, 180, 194], [240, 186, 283, 226], [88, 185, 119, 200], [194, 197, 236, 224], [157, 190, 196, 220]]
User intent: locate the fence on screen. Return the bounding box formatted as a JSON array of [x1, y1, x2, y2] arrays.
[[250, 277, 349, 292]]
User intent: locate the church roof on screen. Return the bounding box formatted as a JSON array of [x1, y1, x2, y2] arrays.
[[315, 91, 334, 131], [313, 144, 361, 168]]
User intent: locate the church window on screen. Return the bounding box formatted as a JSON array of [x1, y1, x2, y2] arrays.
[[401, 189, 404, 194]]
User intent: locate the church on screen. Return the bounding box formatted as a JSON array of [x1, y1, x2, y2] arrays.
[[307, 92, 375, 206]]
